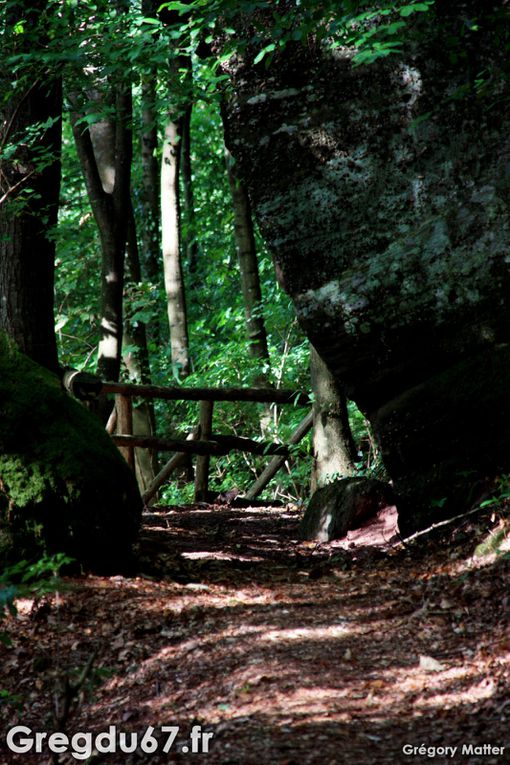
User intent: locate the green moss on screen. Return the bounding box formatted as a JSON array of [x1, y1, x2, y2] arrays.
[[0, 335, 141, 572]]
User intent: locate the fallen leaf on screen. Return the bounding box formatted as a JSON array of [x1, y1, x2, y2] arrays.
[[419, 654, 445, 672]]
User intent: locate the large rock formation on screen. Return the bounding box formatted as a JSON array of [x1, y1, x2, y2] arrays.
[[221, 3, 510, 533], [0, 335, 142, 572]]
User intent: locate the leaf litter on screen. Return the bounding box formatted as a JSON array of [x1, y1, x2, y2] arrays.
[[1, 503, 509, 764]]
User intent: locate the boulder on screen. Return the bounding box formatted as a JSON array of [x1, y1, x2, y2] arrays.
[[300, 477, 395, 542], [0, 335, 142, 572], [221, 2, 510, 533]]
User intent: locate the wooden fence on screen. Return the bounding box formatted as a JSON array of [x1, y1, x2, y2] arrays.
[[101, 382, 312, 506]]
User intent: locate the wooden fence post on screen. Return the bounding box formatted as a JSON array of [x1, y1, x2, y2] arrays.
[[194, 400, 214, 501], [116, 394, 135, 470]]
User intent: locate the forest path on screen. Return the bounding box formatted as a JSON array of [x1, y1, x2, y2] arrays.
[[2, 504, 509, 765]]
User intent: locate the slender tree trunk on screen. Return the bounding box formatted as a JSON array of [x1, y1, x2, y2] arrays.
[[71, 85, 132, 382], [225, 147, 270, 368], [125, 202, 153, 385], [310, 345, 357, 491], [225, 145, 272, 434], [123, 209, 158, 492], [140, 70, 161, 283], [161, 114, 190, 378], [181, 103, 199, 273], [0, 1, 61, 373]]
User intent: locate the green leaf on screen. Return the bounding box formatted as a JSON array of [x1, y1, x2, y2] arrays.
[[157, 2, 189, 14], [253, 42, 276, 65], [400, 3, 433, 17], [384, 21, 406, 36]]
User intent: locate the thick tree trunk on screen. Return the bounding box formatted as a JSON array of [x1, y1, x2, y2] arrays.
[[0, 3, 141, 573], [220, 2, 510, 533], [161, 114, 190, 378], [310, 346, 357, 491], [0, 1, 61, 373]]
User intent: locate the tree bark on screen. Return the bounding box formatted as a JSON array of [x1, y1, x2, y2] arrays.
[[225, 146, 270, 368], [140, 67, 161, 283], [161, 113, 190, 377], [225, 141, 272, 434], [194, 400, 214, 501], [123, 204, 158, 492], [0, 2, 142, 572], [0, 0, 61, 372], [101, 381, 310, 404], [181, 102, 199, 274], [124, 202, 158, 491], [310, 345, 357, 491], [125, 201, 153, 385], [71, 83, 132, 382]]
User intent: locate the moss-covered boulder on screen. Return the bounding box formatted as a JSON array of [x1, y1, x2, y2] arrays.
[[0, 335, 142, 572]]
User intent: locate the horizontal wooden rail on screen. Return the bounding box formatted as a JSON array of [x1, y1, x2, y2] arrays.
[[112, 434, 290, 457], [102, 381, 310, 406], [212, 434, 289, 456], [100, 382, 313, 505]]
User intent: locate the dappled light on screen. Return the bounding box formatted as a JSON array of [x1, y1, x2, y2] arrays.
[[2, 504, 509, 763], [2, 1, 510, 762]]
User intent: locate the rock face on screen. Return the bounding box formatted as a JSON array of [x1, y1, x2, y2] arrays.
[[0, 335, 142, 572], [300, 478, 395, 542], [222, 2, 510, 533]]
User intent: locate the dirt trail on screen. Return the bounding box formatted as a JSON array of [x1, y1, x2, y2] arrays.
[[1, 504, 509, 765]]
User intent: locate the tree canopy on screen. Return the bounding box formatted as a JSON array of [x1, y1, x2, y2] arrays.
[[2, 0, 509, 512]]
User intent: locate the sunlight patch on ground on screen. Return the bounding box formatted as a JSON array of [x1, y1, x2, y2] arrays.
[[12, 598, 35, 615], [396, 665, 470, 693], [181, 551, 265, 562], [367, 658, 506, 714], [259, 625, 352, 642], [413, 677, 496, 710]]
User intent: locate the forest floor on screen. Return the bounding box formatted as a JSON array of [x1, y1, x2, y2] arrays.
[[1, 501, 509, 765]]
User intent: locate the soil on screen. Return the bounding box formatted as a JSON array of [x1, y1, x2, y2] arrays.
[[1, 503, 509, 765]]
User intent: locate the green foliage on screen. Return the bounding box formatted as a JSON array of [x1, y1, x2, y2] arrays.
[[0, 552, 73, 705], [8, 0, 395, 503], [469, 477, 510, 560], [54, 73, 375, 503], [0, 552, 74, 591], [478, 476, 510, 511], [157, 0, 437, 69]]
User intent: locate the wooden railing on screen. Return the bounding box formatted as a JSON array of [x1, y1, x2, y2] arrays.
[[101, 382, 312, 505]]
